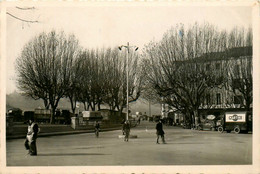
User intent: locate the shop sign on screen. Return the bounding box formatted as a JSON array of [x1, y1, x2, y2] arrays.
[[225, 112, 246, 122]]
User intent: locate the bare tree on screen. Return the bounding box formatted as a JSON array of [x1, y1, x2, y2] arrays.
[[228, 55, 252, 111], [144, 23, 252, 128], [74, 49, 106, 111], [97, 47, 143, 113], [140, 58, 163, 107], [98, 48, 123, 110], [144, 23, 230, 127], [65, 49, 83, 114], [226, 27, 252, 111], [72, 46, 143, 115], [112, 49, 143, 113], [16, 31, 80, 123], [7, 6, 39, 29]]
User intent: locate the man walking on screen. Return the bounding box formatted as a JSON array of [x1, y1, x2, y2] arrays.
[[123, 120, 131, 142], [94, 121, 100, 138], [156, 119, 166, 144], [24, 117, 39, 156]]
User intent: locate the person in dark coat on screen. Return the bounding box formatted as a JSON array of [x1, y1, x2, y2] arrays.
[[156, 119, 166, 144], [123, 120, 131, 142], [94, 121, 100, 137], [24, 118, 39, 156], [137, 117, 141, 125]]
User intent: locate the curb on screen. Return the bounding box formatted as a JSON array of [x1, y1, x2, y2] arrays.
[[6, 126, 122, 140]]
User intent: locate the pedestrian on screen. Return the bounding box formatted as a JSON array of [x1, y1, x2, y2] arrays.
[[121, 118, 126, 135], [138, 117, 141, 125], [156, 119, 166, 144], [94, 121, 100, 138], [24, 117, 39, 156], [123, 120, 131, 142]]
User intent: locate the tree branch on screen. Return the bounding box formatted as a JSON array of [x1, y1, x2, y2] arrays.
[[6, 12, 38, 23], [16, 6, 36, 10]]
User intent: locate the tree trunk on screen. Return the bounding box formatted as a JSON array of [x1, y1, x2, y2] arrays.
[[50, 107, 56, 124], [69, 96, 76, 114], [245, 98, 251, 111], [83, 102, 87, 111], [97, 103, 101, 111], [90, 102, 96, 111], [112, 104, 116, 111], [193, 109, 200, 130], [43, 99, 49, 109]]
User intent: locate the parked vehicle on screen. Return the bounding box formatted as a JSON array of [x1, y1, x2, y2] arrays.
[[82, 111, 103, 121], [217, 111, 252, 134], [7, 108, 23, 122], [182, 122, 191, 129], [23, 109, 72, 124], [199, 120, 215, 131], [198, 115, 216, 131]]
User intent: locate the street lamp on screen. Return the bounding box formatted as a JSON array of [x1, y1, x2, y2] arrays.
[[118, 42, 138, 121]]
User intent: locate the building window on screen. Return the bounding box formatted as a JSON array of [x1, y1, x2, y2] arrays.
[[234, 95, 243, 105], [216, 93, 221, 105]]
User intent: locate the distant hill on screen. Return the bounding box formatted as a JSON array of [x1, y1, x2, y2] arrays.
[[6, 91, 71, 112], [130, 98, 161, 116], [6, 91, 161, 115], [6, 91, 44, 111]]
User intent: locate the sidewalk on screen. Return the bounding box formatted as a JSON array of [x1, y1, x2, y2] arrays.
[[6, 125, 123, 140]]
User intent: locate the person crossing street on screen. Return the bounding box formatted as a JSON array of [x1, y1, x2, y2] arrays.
[[94, 121, 100, 138], [156, 119, 166, 144], [123, 120, 131, 142]]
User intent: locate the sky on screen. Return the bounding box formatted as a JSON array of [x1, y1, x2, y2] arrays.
[[5, 4, 252, 94]]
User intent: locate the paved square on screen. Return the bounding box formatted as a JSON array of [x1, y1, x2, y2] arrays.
[[6, 121, 252, 166]]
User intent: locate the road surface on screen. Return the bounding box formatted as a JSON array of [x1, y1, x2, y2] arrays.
[[6, 121, 252, 166]]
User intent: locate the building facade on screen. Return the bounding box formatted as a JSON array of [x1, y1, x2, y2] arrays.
[[167, 47, 252, 124]]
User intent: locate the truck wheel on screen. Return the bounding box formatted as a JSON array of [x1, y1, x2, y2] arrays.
[[218, 127, 224, 133], [234, 127, 240, 134]]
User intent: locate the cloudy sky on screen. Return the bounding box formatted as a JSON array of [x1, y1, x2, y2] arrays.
[[5, 3, 252, 94]]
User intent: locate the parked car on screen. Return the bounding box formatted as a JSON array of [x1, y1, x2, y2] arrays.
[[182, 122, 191, 129], [198, 115, 217, 131], [199, 120, 215, 131]]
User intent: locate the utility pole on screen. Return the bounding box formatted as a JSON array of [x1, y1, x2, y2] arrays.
[[118, 42, 138, 120]]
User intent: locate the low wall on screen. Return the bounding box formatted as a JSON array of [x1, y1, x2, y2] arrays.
[[71, 117, 123, 130]]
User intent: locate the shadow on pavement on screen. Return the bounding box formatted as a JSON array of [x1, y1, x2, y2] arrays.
[[38, 153, 110, 156], [74, 147, 105, 149], [170, 142, 206, 144]]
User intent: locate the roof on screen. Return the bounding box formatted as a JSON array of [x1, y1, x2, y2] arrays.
[[197, 46, 252, 61], [172, 46, 252, 63]]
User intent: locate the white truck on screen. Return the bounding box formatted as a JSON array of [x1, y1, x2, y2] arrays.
[[217, 111, 252, 134]]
